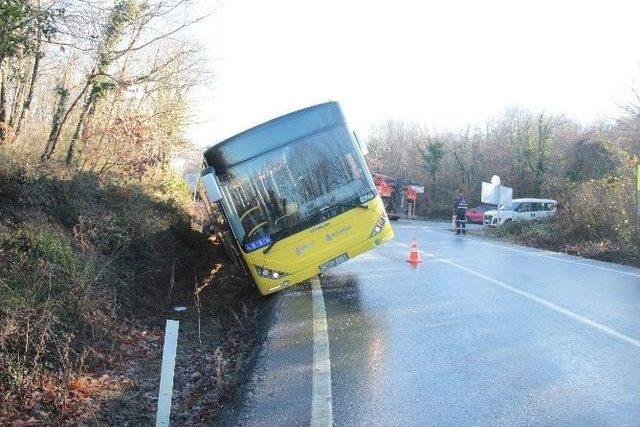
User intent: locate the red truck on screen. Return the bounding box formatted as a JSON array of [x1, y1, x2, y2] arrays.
[[372, 173, 421, 220]]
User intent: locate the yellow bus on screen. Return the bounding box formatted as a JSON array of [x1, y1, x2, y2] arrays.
[[198, 102, 394, 295]]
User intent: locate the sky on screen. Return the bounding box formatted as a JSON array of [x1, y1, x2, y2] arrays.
[[187, 0, 640, 147]]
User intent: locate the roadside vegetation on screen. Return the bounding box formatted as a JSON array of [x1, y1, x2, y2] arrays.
[[0, 148, 272, 424], [0, 1, 273, 423], [481, 217, 639, 267], [366, 89, 640, 266]]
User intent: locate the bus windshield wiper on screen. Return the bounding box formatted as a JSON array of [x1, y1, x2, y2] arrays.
[[336, 202, 369, 210], [263, 236, 280, 254]]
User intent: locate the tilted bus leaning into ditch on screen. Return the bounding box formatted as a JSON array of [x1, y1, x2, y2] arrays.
[[198, 102, 394, 295]]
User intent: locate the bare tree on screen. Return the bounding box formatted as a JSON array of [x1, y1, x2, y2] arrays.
[[34, 0, 207, 165], [617, 85, 640, 155], [0, 0, 60, 144]]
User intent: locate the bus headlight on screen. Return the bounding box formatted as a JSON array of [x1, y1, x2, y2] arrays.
[[255, 265, 289, 280], [370, 216, 387, 237]]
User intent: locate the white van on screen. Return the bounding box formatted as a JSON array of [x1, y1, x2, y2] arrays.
[[483, 198, 557, 227]]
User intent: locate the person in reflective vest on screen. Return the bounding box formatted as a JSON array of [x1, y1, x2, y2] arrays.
[[453, 192, 468, 235]]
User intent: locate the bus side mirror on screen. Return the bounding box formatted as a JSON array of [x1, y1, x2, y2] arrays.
[[201, 168, 223, 203], [353, 131, 368, 156]]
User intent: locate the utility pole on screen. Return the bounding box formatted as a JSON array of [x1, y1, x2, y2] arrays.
[[491, 175, 502, 221], [636, 164, 640, 217]]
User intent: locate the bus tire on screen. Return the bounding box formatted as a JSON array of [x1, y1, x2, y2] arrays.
[[202, 219, 215, 237], [237, 274, 259, 293]]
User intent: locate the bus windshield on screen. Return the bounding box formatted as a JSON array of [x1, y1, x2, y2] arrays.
[[217, 126, 375, 250]]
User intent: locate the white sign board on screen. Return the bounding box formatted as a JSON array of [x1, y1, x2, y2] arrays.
[[408, 185, 425, 193], [481, 182, 513, 205]]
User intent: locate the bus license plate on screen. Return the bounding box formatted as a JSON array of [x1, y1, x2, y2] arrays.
[[319, 253, 349, 272]]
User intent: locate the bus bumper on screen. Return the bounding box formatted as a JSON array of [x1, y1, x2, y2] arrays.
[[253, 224, 394, 295]]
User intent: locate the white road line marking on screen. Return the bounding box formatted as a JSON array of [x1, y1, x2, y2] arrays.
[[311, 276, 333, 427], [394, 241, 640, 349], [421, 227, 640, 278]]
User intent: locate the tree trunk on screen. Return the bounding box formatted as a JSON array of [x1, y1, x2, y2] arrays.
[[0, 57, 7, 145], [43, 80, 91, 161], [12, 47, 41, 143], [42, 85, 69, 160], [76, 94, 102, 160], [66, 91, 96, 165], [9, 62, 27, 127]]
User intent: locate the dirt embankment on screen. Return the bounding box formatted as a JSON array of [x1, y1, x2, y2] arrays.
[[0, 154, 274, 424], [97, 268, 276, 426]]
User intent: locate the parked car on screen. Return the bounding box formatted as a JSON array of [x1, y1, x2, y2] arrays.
[[483, 198, 557, 227], [466, 204, 497, 224]]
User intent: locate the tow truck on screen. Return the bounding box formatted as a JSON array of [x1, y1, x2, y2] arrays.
[[372, 173, 422, 220]]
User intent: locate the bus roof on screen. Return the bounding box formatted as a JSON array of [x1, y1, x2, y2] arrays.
[[204, 101, 346, 170]]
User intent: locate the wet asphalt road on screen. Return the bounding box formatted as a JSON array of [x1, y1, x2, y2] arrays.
[[216, 220, 640, 426]]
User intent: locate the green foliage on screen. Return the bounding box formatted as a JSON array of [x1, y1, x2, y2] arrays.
[[0, 153, 219, 416], [4, 227, 81, 275], [76, 214, 132, 254], [523, 112, 554, 195], [99, 0, 146, 67], [89, 77, 117, 97], [564, 139, 621, 182], [557, 173, 638, 245], [150, 167, 192, 203], [419, 204, 452, 219], [418, 138, 445, 180], [0, 0, 62, 59], [0, 221, 106, 402], [485, 166, 640, 266], [42, 84, 70, 159], [488, 219, 559, 247]]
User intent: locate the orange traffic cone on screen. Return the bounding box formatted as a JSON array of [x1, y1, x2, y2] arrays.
[[407, 237, 422, 263]]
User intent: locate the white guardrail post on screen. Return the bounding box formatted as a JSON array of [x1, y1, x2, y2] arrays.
[[156, 319, 180, 427]]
